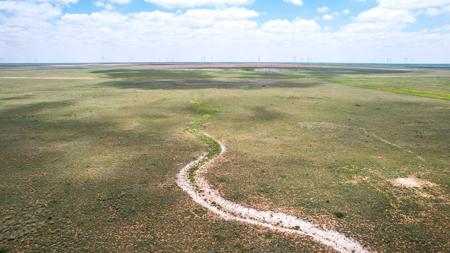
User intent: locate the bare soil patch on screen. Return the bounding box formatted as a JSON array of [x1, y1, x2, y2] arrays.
[[392, 177, 434, 188]]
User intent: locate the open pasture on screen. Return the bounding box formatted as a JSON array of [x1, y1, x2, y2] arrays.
[[0, 64, 449, 252]]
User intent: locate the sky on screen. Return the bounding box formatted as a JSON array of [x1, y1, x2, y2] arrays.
[[0, 0, 449, 63]]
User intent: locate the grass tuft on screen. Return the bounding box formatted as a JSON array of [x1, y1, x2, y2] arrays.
[[333, 212, 346, 219]]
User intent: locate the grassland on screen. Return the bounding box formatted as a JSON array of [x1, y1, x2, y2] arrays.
[[0, 64, 449, 252], [307, 66, 450, 100]]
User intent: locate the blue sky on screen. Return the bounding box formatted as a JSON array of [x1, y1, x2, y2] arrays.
[[0, 0, 449, 63], [65, 0, 380, 30]]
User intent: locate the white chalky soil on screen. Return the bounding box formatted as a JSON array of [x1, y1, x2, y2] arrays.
[[392, 177, 432, 188], [176, 132, 369, 253]]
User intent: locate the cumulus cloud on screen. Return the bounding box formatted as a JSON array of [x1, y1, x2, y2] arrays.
[[322, 14, 333, 21], [424, 5, 450, 16], [143, 0, 253, 8], [355, 7, 415, 23], [283, 0, 303, 6], [95, 0, 133, 10], [0, 0, 449, 63], [0, 1, 62, 22], [318, 6, 330, 13], [377, 0, 450, 9], [109, 0, 131, 4], [342, 0, 450, 33], [262, 19, 320, 33]]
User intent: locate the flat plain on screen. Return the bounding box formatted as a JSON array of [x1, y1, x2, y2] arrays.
[[0, 64, 449, 252]]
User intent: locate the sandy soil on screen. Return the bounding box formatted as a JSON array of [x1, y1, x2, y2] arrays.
[[392, 177, 434, 188]]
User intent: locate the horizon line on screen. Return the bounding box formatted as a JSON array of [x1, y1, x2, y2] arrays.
[[1, 62, 450, 65]]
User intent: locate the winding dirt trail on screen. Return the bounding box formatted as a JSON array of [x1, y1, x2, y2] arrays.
[[176, 131, 369, 253]]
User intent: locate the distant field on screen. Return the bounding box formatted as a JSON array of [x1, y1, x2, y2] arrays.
[[0, 64, 449, 252]]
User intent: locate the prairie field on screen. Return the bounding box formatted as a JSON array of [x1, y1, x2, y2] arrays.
[[0, 64, 449, 252]]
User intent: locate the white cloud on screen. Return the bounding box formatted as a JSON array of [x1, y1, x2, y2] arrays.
[[355, 7, 416, 23], [378, 0, 450, 9], [342, 1, 440, 33], [95, 1, 114, 10], [183, 7, 258, 21], [42, 0, 79, 4], [342, 8, 415, 33], [0, 0, 449, 63], [425, 8, 441, 16], [342, 9, 350, 15], [342, 0, 450, 34], [318, 6, 330, 13], [424, 5, 450, 16], [262, 18, 320, 33], [322, 14, 333, 21], [283, 0, 303, 6], [109, 0, 131, 4], [143, 0, 253, 8], [0, 1, 62, 20], [95, 0, 132, 10]]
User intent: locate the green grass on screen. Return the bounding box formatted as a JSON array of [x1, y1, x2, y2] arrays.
[[333, 211, 345, 219], [310, 66, 450, 100], [185, 101, 221, 185], [0, 64, 449, 252], [324, 78, 450, 100]]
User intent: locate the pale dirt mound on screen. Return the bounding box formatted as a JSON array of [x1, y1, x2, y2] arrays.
[[392, 177, 434, 188]]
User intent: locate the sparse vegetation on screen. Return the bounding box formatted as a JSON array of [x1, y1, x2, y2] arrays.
[[0, 64, 449, 252], [333, 212, 345, 219]]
